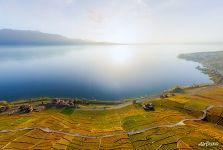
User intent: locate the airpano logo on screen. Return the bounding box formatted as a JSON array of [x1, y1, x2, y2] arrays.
[[198, 141, 219, 147]]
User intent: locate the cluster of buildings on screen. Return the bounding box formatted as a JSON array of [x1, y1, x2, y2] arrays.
[[48, 98, 80, 108]]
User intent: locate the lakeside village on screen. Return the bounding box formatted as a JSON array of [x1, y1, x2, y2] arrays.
[[0, 84, 206, 115]]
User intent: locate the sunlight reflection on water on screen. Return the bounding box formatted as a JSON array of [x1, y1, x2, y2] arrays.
[[0, 44, 221, 100]]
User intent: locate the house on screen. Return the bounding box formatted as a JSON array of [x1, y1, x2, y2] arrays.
[[0, 106, 7, 112], [143, 103, 155, 111], [33, 106, 45, 112], [18, 105, 33, 113], [47, 99, 77, 108]]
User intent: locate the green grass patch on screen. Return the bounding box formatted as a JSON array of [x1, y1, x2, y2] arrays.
[[61, 107, 75, 116]]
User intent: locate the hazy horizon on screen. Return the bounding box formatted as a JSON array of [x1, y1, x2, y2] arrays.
[[1, 0, 223, 43]]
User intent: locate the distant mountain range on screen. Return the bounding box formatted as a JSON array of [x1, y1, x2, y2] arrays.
[[0, 29, 109, 45]]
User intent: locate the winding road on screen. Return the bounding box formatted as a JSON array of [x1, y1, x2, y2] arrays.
[[79, 99, 147, 111], [0, 105, 214, 139]]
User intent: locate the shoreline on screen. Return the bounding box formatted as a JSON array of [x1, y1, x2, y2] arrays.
[[179, 52, 223, 84], [5, 74, 216, 106], [195, 65, 223, 84], [5, 82, 212, 107]]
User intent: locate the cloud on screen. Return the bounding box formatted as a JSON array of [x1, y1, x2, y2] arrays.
[[65, 0, 75, 4], [154, 0, 179, 11], [50, 0, 75, 6], [136, 0, 147, 6], [88, 9, 105, 23]]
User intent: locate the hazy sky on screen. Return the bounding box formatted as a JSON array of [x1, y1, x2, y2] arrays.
[[0, 0, 223, 43]]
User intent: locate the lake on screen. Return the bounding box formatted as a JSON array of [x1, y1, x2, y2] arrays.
[[0, 44, 222, 101]]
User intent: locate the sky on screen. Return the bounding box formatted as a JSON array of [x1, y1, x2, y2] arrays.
[[0, 0, 223, 43]]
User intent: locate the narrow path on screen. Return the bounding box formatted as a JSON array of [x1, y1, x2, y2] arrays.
[[188, 86, 211, 96], [79, 100, 144, 111], [79, 101, 133, 111], [0, 105, 214, 139]]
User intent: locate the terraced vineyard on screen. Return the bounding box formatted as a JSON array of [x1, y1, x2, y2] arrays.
[[0, 85, 223, 149]]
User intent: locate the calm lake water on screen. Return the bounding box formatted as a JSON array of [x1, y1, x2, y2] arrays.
[[0, 44, 222, 101]]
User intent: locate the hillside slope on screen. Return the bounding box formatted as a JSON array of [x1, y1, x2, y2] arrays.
[[0, 29, 95, 45]]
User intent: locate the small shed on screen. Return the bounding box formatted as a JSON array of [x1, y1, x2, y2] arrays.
[[132, 100, 137, 105], [143, 103, 155, 111]]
